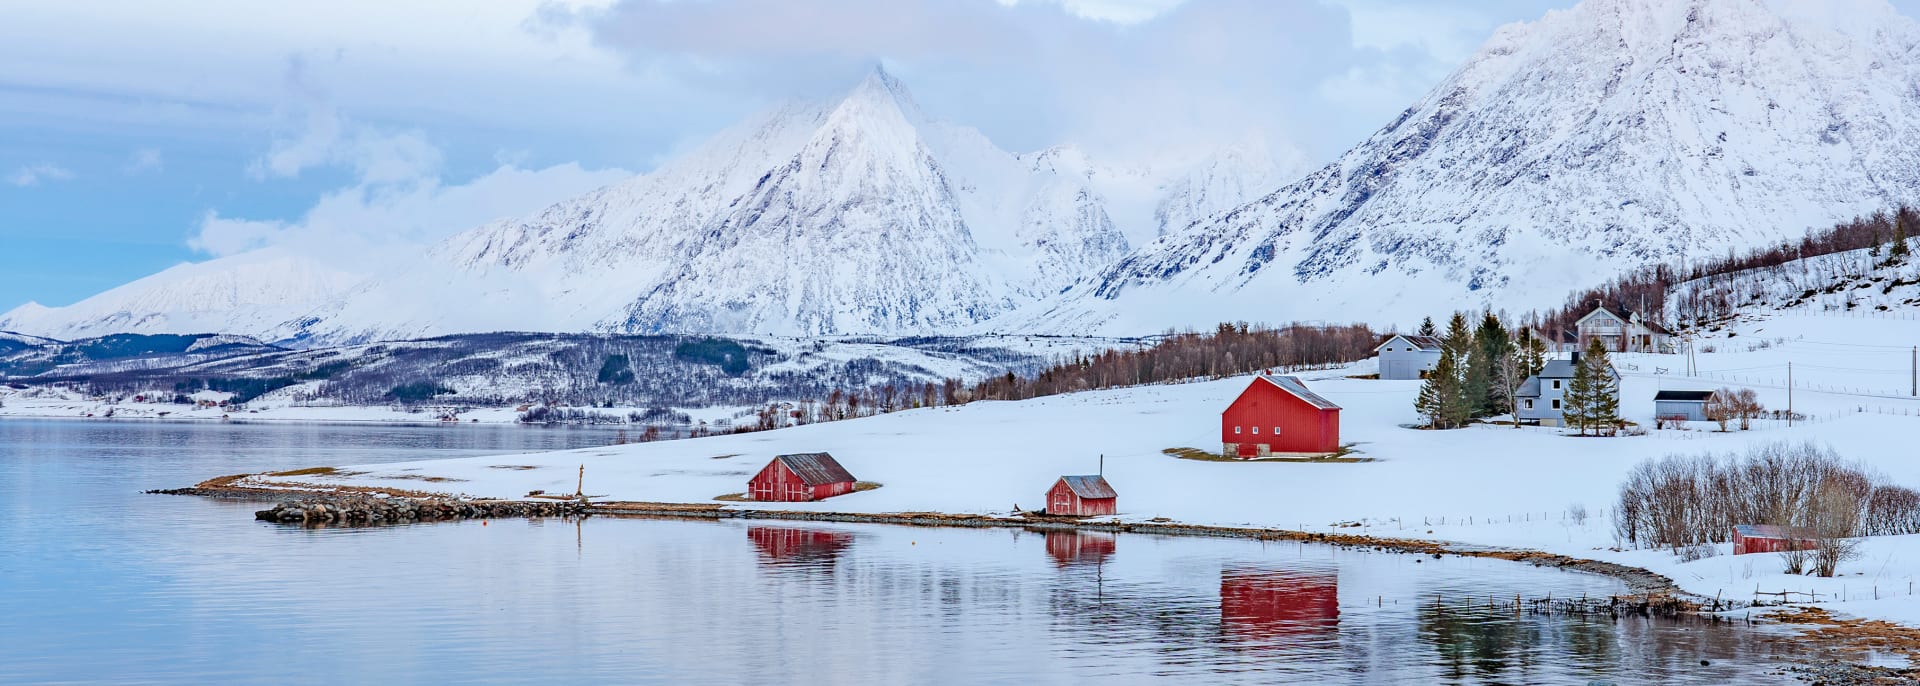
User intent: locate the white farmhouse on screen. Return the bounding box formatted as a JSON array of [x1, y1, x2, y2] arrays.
[[1373, 334, 1443, 380], [1574, 303, 1672, 353], [1515, 351, 1619, 427]]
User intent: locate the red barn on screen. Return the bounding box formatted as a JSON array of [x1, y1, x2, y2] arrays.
[[748, 453, 858, 502], [1732, 524, 1820, 555], [1221, 374, 1341, 458], [1045, 475, 1117, 516]]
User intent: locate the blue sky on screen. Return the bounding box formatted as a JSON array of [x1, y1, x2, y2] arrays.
[[9, 0, 1910, 311]]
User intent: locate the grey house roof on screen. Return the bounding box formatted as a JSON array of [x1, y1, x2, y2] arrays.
[[1375, 334, 1444, 352], [1654, 390, 1715, 401], [1058, 475, 1117, 499], [1262, 375, 1341, 410], [1516, 357, 1618, 398], [773, 453, 856, 486]]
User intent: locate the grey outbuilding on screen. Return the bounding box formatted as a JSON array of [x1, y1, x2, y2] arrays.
[[1373, 334, 1444, 380], [1653, 390, 1715, 422]]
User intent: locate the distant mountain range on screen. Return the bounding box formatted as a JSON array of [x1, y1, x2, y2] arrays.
[[11, 0, 1920, 342]]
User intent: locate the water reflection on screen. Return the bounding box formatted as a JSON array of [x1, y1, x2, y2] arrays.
[[747, 525, 854, 568], [1219, 568, 1339, 645], [1041, 529, 1115, 568]]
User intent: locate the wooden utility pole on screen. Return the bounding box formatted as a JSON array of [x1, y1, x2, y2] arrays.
[[1788, 362, 1794, 427]]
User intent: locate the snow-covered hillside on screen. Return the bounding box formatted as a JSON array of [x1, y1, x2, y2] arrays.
[[0, 249, 363, 341], [1022, 0, 1920, 334]]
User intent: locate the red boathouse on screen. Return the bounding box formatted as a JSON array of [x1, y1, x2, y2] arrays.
[[748, 453, 858, 502], [1221, 373, 1341, 458], [1731, 524, 1820, 555], [1045, 475, 1117, 516]]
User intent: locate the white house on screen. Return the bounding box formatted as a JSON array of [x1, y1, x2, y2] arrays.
[[1373, 334, 1443, 380], [1515, 351, 1620, 427], [1574, 304, 1673, 353]]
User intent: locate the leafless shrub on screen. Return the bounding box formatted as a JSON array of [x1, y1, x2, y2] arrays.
[[1569, 502, 1589, 526], [1614, 442, 1911, 577]]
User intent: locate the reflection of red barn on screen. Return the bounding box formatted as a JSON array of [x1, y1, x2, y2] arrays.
[[748, 453, 857, 502], [1043, 530, 1116, 567], [1221, 374, 1341, 458], [1732, 524, 1820, 555], [1220, 570, 1339, 638], [747, 526, 853, 564], [1045, 475, 1117, 516]]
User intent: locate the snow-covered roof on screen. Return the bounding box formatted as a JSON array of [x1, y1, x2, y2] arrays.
[[773, 453, 856, 486], [1260, 375, 1341, 411], [1733, 524, 1814, 540], [188, 389, 234, 402], [1375, 334, 1443, 352], [1058, 475, 1116, 500]]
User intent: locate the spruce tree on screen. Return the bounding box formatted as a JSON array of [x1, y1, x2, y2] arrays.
[[1583, 338, 1621, 435], [1417, 316, 1437, 337], [1470, 312, 1512, 416], [1441, 313, 1476, 427], [1894, 211, 1911, 262], [1415, 348, 1462, 429]]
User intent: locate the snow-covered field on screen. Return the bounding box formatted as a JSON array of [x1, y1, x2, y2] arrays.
[[220, 313, 1920, 629]]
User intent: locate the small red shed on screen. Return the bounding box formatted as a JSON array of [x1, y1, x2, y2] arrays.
[[1221, 374, 1341, 458], [748, 452, 858, 502], [1045, 475, 1117, 516], [1731, 524, 1820, 555]]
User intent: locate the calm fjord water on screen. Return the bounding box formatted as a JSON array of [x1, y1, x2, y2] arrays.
[[0, 418, 1803, 684]]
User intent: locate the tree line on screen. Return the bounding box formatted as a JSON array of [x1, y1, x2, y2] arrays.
[[1528, 205, 1920, 335]]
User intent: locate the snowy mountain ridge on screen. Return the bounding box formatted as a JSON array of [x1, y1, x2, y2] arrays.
[[2, 68, 1295, 343], [1015, 0, 1920, 334]]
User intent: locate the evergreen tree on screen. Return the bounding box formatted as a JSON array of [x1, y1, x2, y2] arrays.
[[1469, 312, 1512, 416], [1416, 351, 1473, 430], [1563, 338, 1620, 436], [1425, 313, 1476, 428], [1417, 316, 1437, 337], [1894, 210, 1911, 262], [1516, 328, 1548, 376], [1583, 339, 1622, 434]]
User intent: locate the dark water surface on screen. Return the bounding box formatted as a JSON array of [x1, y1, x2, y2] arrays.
[[0, 418, 1806, 684]]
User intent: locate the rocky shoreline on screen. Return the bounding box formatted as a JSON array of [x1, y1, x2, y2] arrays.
[[252, 495, 588, 525]]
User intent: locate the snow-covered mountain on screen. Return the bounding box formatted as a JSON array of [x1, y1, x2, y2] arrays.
[[1, 69, 1292, 343], [1019, 0, 1920, 334], [282, 69, 1192, 342], [0, 249, 364, 341]]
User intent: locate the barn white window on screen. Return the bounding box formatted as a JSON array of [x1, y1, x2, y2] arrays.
[[1234, 426, 1242, 435], [1252, 426, 1259, 435], [1272, 426, 1281, 435]]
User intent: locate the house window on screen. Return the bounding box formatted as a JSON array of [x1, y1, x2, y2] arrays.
[[1551, 399, 1561, 410], [1272, 426, 1281, 435], [1524, 399, 1533, 410], [1551, 379, 1562, 390], [1252, 426, 1259, 435], [1234, 426, 1241, 435]]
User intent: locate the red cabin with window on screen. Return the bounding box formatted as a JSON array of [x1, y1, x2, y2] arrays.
[[1221, 374, 1341, 458], [748, 453, 858, 502], [1045, 475, 1117, 516]]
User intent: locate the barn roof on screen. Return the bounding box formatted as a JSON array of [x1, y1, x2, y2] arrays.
[[1374, 334, 1443, 352], [1260, 374, 1341, 411], [1654, 390, 1715, 401], [1734, 524, 1815, 540], [773, 453, 856, 486], [1058, 475, 1117, 499]]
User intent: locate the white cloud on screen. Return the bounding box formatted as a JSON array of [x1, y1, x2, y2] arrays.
[[191, 162, 630, 262], [123, 148, 164, 174], [6, 163, 75, 187]]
